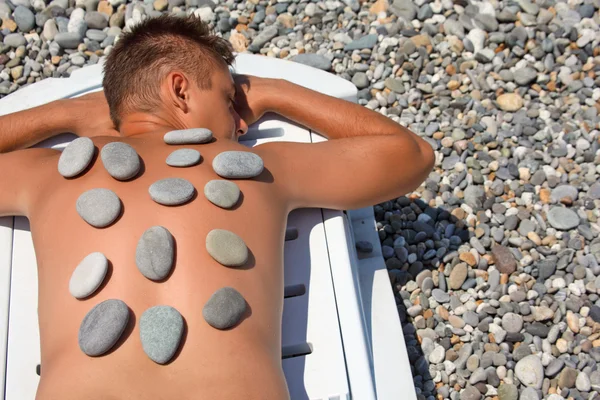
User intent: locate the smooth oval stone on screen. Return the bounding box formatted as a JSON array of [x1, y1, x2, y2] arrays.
[[76, 188, 121, 228], [58, 137, 95, 178], [166, 149, 201, 167], [69, 252, 109, 299], [212, 151, 264, 179], [204, 180, 240, 209], [203, 287, 247, 330], [206, 229, 248, 267], [78, 299, 129, 356], [139, 305, 184, 364], [100, 142, 141, 180], [164, 128, 213, 144], [149, 178, 195, 206], [135, 226, 174, 281]]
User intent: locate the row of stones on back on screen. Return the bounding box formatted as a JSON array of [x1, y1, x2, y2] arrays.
[[59, 129, 263, 364]]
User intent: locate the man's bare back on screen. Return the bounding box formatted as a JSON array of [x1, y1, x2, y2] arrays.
[[0, 14, 434, 400], [28, 135, 290, 399]]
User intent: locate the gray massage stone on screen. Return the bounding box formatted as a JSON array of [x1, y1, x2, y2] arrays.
[[206, 229, 248, 267], [76, 188, 121, 228], [163, 128, 213, 144], [149, 178, 195, 206], [166, 149, 201, 167], [203, 287, 247, 330], [136, 226, 174, 281], [78, 299, 129, 356], [69, 252, 109, 299], [204, 180, 240, 209], [139, 305, 184, 364], [58, 137, 95, 178], [100, 142, 141, 180], [212, 151, 264, 179]]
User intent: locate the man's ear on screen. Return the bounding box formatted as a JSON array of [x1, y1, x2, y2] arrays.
[[165, 71, 190, 113]]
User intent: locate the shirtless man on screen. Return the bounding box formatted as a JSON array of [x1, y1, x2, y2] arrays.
[[0, 15, 434, 400]]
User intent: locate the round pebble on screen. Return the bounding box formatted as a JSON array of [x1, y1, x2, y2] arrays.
[[139, 305, 184, 364], [76, 188, 121, 228], [204, 180, 241, 209], [58, 137, 95, 178], [163, 128, 212, 144], [203, 287, 247, 330], [212, 151, 264, 179], [149, 178, 195, 206], [78, 299, 129, 356], [206, 229, 248, 267], [166, 148, 201, 167], [135, 226, 175, 281], [69, 252, 109, 299], [100, 142, 141, 181], [547, 207, 580, 230], [515, 355, 544, 389]]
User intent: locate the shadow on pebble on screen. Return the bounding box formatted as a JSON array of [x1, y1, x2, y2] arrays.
[[375, 195, 473, 399]]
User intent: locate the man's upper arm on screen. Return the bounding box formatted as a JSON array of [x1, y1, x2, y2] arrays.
[[254, 135, 434, 211], [0, 148, 57, 217]]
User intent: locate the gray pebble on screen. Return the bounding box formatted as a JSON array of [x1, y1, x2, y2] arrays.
[[13, 6, 35, 32], [206, 229, 248, 267], [139, 305, 183, 364], [203, 287, 247, 330], [4, 33, 26, 48], [498, 384, 518, 400], [291, 53, 331, 71], [69, 252, 108, 299], [515, 355, 544, 389], [76, 188, 121, 228], [547, 207, 580, 230], [78, 299, 129, 356], [204, 180, 240, 209], [163, 128, 212, 144], [432, 288, 449, 303], [135, 226, 174, 281], [212, 151, 264, 179], [166, 149, 201, 167], [100, 142, 140, 180], [502, 312, 523, 333], [149, 178, 195, 206], [54, 32, 82, 49], [58, 137, 95, 178], [520, 387, 540, 400]]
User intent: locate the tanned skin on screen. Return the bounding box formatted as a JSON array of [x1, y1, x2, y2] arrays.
[[0, 62, 434, 399]]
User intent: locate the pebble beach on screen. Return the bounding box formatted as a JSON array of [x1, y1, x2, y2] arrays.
[[1, 0, 600, 399]]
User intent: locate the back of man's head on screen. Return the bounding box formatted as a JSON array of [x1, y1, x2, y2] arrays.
[[103, 15, 234, 129]]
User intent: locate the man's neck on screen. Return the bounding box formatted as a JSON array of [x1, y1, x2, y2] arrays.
[[118, 112, 180, 139]]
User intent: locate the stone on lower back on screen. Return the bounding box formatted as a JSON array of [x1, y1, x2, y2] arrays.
[[58, 137, 95, 178], [140, 305, 184, 364], [78, 299, 129, 356], [163, 128, 213, 144], [204, 180, 240, 209], [203, 287, 247, 330], [76, 188, 121, 228], [206, 229, 248, 267], [69, 252, 109, 299], [166, 149, 201, 167], [149, 178, 195, 206], [136, 226, 174, 281], [100, 142, 141, 181], [212, 151, 264, 179]]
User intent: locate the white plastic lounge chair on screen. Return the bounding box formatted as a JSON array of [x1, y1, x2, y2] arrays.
[[0, 53, 415, 400]]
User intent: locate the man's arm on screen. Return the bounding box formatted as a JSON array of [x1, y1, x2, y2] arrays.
[[0, 91, 118, 153], [250, 78, 435, 210], [0, 148, 57, 217]]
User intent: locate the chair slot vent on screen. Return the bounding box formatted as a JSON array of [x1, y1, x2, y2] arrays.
[[282, 342, 313, 359], [284, 284, 306, 298], [285, 227, 299, 241]]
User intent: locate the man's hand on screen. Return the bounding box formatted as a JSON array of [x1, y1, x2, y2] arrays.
[[233, 74, 275, 126], [70, 91, 119, 138]]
